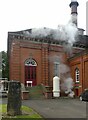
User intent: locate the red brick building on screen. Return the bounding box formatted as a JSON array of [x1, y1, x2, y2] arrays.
[[69, 50, 88, 96], [7, 30, 88, 96], [7, 1, 88, 96]]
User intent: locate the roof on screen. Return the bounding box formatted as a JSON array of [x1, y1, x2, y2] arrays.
[[8, 28, 88, 48], [73, 35, 88, 48], [68, 49, 88, 61]]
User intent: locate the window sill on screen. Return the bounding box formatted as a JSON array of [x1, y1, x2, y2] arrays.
[[75, 82, 80, 84]]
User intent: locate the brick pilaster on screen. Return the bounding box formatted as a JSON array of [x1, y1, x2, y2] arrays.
[[41, 45, 49, 85], [10, 40, 21, 81]]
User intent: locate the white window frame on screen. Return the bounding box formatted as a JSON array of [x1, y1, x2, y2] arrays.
[[75, 68, 80, 83]]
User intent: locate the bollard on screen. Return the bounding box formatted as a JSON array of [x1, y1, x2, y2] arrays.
[[7, 80, 22, 116]]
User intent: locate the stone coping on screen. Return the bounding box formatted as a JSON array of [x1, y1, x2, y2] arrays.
[[21, 91, 29, 93]]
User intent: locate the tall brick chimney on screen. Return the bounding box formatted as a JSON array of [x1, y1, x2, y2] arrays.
[[69, 0, 79, 26]]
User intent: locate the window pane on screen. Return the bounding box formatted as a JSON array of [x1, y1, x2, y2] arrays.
[[75, 68, 79, 82], [54, 62, 59, 76]]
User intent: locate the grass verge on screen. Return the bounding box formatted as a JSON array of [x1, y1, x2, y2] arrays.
[[0, 104, 43, 119]]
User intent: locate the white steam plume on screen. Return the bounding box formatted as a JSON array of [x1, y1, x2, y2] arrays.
[[23, 22, 78, 46], [59, 64, 70, 74], [49, 55, 62, 63], [61, 77, 75, 97], [64, 77, 74, 94], [50, 55, 74, 95]]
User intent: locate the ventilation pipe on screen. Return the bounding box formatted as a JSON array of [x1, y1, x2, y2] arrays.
[[53, 76, 60, 98]]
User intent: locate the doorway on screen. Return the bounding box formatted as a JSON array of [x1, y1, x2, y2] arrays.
[[25, 58, 37, 86]]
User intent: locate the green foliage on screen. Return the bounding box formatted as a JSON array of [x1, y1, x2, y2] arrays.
[[0, 104, 7, 113], [1, 51, 9, 79], [0, 52, 1, 69], [26, 84, 45, 99]]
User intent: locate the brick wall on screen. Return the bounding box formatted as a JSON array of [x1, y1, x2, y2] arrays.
[[69, 51, 88, 96], [9, 40, 21, 81], [8, 36, 88, 96], [9, 39, 66, 86]]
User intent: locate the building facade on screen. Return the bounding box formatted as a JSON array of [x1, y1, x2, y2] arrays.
[[69, 50, 88, 96], [7, 0, 88, 96], [7, 31, 88, 96]]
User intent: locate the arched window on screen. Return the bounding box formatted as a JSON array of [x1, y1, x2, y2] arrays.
[[75, 68, 80, 83], [25, 58, 37, 66]]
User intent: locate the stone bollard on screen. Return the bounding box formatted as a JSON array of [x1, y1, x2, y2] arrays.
[[7, 80, 22, 116]]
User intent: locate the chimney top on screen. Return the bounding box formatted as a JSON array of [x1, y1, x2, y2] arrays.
[[69, 1, 79, 8]]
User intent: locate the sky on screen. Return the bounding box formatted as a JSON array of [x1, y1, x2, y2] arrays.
[[0, 0, 87, 51]]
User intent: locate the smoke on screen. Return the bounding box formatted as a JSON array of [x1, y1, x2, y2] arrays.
[[63, 43, 73, 55], [23, 19, 78, 97], [30, 27, 53, 38], [49, 55, 70, 74], [51, 56, 74, 96], [23, 22, 78, 46], [23, 27, 53, 38], [59, 64, 70, 74], [64, 77, 73, 94], [50, 55, 74, 95], [59, 64, 74, 95], [61, 77, 75, 97], [49, 55, 62, 63], [68, 91, 75, 98], [64, 77, 75, 98], [23, 22, 78, 56], [70, 14, 77, 25]]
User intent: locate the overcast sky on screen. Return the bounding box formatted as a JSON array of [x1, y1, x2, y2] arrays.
[[0, 0, 87, 51]]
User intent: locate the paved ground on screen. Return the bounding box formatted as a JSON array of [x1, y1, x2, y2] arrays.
[[22, 98, 87, 118], [1, 97, 87, 118]]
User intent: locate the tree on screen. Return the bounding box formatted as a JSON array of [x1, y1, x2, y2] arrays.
[[0, 51, 2, 78], [1, 51, 9, 79]]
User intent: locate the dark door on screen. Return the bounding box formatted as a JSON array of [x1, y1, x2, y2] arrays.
[[25, 66, 36, 86], [75, 89, 79, 96]]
